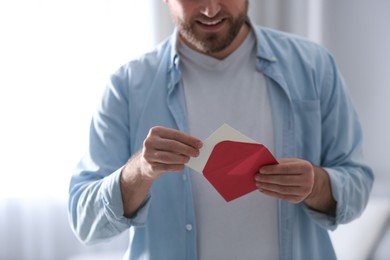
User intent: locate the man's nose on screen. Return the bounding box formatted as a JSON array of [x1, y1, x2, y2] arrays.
[[200, 0, 221, 18]]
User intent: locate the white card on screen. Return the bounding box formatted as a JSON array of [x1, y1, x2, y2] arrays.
[[186, 123, 257, 174]]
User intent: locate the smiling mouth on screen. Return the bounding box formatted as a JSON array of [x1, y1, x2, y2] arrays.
[[197, 18, 224, 26], [195, 18, 226, 32]]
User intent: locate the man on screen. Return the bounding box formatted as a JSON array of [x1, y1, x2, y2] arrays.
[[68, 0, 374, 259]]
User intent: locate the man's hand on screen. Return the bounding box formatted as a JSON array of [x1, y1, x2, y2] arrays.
[[255, 158, 336, 216], [255, 158, 314, 203], [120, 126, 202, 217], [135, 126, 203, 180]]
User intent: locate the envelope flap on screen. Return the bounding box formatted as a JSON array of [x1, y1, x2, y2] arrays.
[[202, 140, 263, 174], [228, 145, 278, 176]]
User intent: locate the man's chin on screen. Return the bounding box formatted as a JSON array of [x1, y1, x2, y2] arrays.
[[191, 33, 232, 52]]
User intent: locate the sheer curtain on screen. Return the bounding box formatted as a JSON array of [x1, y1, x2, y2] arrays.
[[0, 1, 155, 259], [247, 0, 323, 41]]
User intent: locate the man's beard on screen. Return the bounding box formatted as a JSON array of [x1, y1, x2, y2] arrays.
[[176, 6, 248, 54]]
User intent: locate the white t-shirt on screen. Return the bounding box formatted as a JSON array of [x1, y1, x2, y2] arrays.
[[178, 30, 279, 260]]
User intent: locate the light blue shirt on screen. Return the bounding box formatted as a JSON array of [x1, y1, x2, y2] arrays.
[[68, 25, 374, 260]]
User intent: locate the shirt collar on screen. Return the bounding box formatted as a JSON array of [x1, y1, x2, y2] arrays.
[[169, 29, 180, 71], [246, 19, 278, 63]]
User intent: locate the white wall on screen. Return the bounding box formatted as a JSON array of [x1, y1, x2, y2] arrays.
[[321, 0, 390, 196], [248, 0, 310, 37]]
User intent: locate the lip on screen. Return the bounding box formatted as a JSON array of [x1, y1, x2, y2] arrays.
[[195, 18, 226, 33]]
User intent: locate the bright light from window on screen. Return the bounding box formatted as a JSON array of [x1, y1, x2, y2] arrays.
[[0, 0, 155, 198]]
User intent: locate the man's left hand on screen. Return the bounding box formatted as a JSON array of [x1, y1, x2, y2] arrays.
[[255, 158, 314, 204], [255, 158, 336, 215]]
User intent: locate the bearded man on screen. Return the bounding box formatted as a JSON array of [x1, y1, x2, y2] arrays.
[[68, 1, 373, 259]]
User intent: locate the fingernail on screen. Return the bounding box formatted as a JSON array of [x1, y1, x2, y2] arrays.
[[194, 150, 200, 157]]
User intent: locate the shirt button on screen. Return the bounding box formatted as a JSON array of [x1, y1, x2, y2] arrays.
[[185, 224, 193, 231], [182, 174, 187, 181]]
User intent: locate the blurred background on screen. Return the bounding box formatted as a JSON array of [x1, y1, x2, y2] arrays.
[[0, 0, 389, 259]]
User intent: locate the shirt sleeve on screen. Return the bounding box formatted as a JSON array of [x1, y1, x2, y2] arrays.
[[68, 68, 151, 244], [302, 50, 374, 230]]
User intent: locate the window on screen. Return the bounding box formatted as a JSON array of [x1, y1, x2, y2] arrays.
[[0, 0, 155, 198]]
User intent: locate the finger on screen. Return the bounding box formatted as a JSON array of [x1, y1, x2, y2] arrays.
[[144, 150, 191, 165], [257, 188, 304, 204], [143, 161, 186, 174], [255, 173, 303, 186], [151, 138, 200, 158], [149, 126, 203, 149], [260, 159, 312, 175], [256, 182, 304, 196]]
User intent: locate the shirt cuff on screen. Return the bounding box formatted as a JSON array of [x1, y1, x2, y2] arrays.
[[301, 166, 348, 230], [100, 167, 151, 228], [301, 203, 337, 230], [324, 167, 348, 224]]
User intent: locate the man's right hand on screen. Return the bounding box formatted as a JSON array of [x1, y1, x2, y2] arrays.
[[135, 126, 203, 180], [120, 126, 202, 217]]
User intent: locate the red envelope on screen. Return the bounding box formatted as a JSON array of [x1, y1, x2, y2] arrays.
[[203, 140, 278, 202]]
